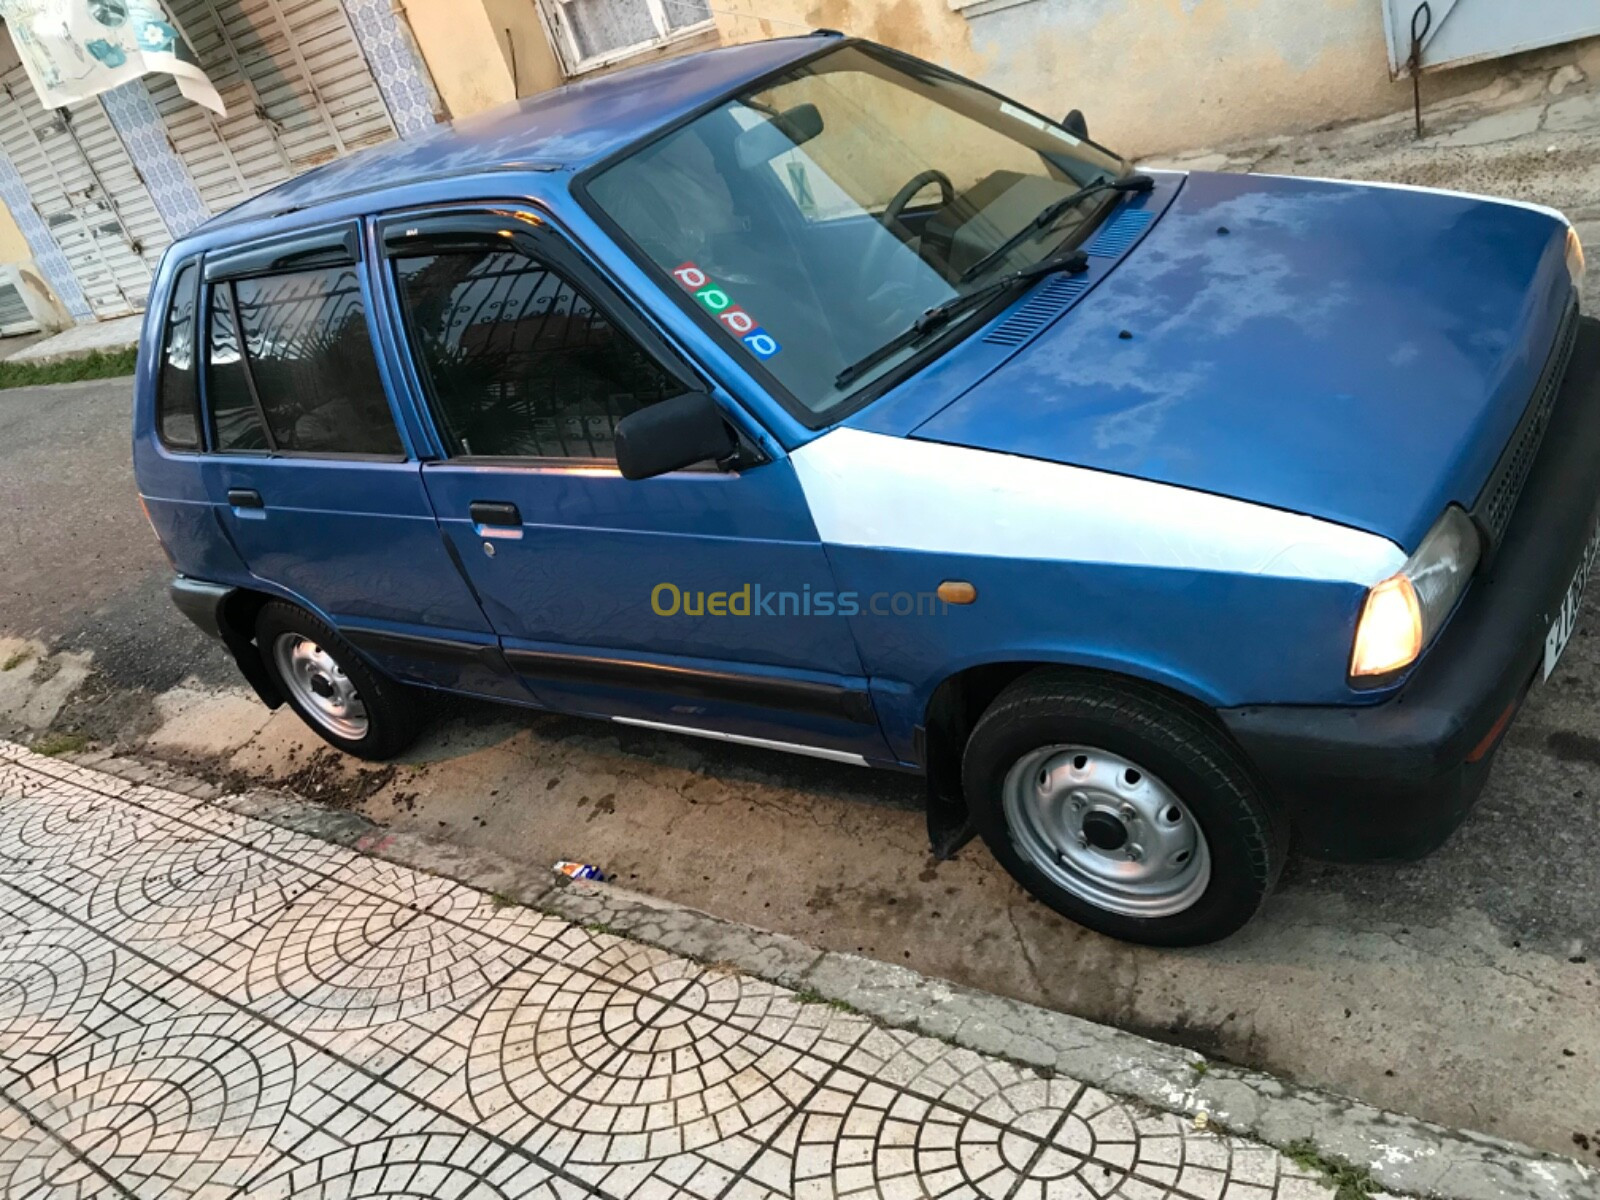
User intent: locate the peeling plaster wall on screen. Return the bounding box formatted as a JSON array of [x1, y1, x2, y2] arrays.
[[706, 0, 1592, 157], [402, 0, 521, 116], [481, 0, 566, 97]]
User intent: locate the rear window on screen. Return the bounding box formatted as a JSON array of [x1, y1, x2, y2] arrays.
[[205, 266, 401, 456], [156, 263, 200, 449]]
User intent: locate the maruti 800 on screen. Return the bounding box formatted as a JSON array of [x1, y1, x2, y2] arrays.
[[134, 34, 1598, 944]]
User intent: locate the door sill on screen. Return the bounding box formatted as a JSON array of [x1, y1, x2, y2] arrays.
[[611, 716, 871, 765]]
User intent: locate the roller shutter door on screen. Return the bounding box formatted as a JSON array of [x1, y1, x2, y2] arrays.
[[0, 66, 168, 317], [149, 0, 399, 216]]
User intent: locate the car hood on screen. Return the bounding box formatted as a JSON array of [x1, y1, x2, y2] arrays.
[[911, 171, 1574, 551]]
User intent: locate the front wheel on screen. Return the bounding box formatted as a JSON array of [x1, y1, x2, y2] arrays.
[[963, 670, 1286, 946], [256, 602, 422, 761]]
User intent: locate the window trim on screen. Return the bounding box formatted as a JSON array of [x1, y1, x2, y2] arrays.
[[154, 258, 203, 454], [378, 205, 720, 469], [216, 277, 280, 453], [204, 224, 361, 283], [196, 229, 410, 462]]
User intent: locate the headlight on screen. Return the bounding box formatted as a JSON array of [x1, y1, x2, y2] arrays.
[[1350, 506, 1480, 681], [1567, 225, 1586, 289]]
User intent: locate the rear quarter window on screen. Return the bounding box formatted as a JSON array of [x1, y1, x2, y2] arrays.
[[156, 263, 200, 450], [205, 265, 402, 457]]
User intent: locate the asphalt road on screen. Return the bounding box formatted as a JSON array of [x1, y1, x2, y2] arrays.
[[2, 371, 1598, 1161]]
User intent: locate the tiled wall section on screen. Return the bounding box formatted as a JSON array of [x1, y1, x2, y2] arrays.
[[100, 82, 212, 237], [0, 156, 92, 321], [342, 0, 441, 138]]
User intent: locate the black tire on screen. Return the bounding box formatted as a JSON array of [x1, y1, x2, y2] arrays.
[[962, 669, 1286, 946], [255, 601, 422, 761]]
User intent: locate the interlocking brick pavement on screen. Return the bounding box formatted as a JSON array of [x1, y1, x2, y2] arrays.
[[0, 741, 1348, 1199]]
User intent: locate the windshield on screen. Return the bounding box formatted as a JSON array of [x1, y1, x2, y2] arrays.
[[585, 44, 1126, 419]]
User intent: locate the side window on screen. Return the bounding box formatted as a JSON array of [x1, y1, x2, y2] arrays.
[[205, 266, 402, 456], [394, 249, 685, 460], [156, 263, 200, 449]]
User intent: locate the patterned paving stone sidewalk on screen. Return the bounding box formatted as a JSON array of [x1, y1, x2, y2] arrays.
[[0, 741, 1350, 1200]]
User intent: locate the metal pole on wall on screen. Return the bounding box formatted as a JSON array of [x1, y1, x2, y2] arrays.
[[1409, 1, 1432, 139]]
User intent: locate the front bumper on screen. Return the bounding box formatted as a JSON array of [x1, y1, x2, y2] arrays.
[[1220, 315, 1600, 861]]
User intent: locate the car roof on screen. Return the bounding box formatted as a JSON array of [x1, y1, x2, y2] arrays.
[[190, 35, 834, 238]]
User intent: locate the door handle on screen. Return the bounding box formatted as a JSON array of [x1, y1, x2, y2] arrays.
[[470, 501, 521, 526], [227, 488, 263, 509], [470, 500, 523, 539]]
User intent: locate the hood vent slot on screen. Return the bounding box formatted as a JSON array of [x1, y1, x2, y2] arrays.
[[982, 274, 1090, 347], [1085, 207, 1153, 258]]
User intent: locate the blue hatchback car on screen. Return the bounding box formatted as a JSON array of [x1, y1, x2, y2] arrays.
[[134, 34, 1598, 945]]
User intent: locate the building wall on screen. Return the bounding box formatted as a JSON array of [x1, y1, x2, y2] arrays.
[[703, 0, 1590, 157], [0, 199, 29, 265], [402, 0, 522, 115], [480, 0, 566, 96]]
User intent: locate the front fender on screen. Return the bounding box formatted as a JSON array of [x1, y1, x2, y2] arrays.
[[830, 546, 1375, 765]]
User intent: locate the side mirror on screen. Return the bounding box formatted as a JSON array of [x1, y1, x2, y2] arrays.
[[615, 392, 738, 481], [735, 102, 824, 169], [1062, 109, 1088, 140]]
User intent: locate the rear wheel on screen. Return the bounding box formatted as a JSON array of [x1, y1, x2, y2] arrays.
[[256, 602, 421, 760], [963, 670, 1285, 946]]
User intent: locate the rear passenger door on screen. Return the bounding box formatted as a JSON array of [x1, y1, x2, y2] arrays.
[[195, 224, 525, 702]]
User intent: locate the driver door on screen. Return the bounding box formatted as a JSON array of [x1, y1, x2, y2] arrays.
[[377, 208, 893, 764]]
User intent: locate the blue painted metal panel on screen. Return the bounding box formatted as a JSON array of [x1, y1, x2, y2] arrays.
[[844, 176, 1183, 441], [418, 458, 893, 759], [824, 543, 1374, 764], [912, 171, 1572, 550], [135, 251, 516, 698]]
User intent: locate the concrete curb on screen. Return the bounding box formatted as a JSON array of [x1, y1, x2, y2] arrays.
[[65, 748, 1599, 1200]]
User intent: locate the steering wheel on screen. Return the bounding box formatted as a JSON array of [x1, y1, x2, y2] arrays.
[[862, 168, 955, 288], [882, 168, 955, 234]]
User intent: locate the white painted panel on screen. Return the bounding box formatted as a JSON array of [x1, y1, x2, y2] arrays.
[[790, 429, 1407, 587]]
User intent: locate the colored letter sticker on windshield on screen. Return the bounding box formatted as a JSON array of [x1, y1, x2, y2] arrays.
[[672, 262, 709, 290], [716, 306, 756, 335], [741, 329, 781, 359], [670, 261, 781, 359]]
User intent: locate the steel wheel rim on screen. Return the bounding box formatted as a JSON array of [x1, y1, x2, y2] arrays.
[[273, 633, 368, 741], [1002, 745, 1210, 919]]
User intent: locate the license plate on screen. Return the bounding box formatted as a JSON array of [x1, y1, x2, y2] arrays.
[[1544, 518, 1600, 680]]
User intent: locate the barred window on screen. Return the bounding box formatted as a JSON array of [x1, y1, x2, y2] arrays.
[[206, 266, 401, 456], [395, 250, 683, 460]]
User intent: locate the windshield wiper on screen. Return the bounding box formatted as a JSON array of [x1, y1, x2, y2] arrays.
[[833, 247, 1090, 390], [957, 171, 1154, 284]]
